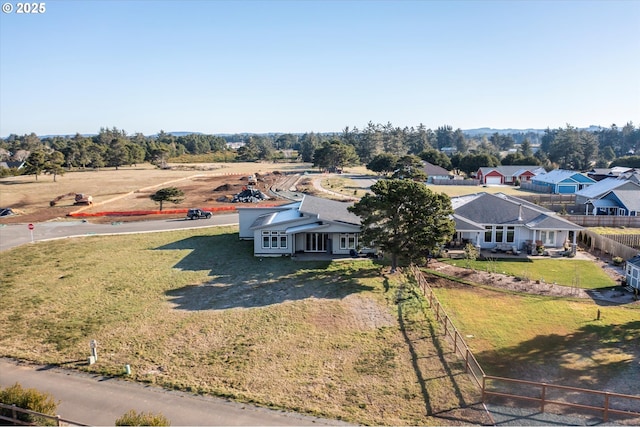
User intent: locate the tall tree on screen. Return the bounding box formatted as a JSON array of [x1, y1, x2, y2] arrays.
[[299, 132, 320, 163], [23, 149, 47, 180], [349, 179, 455, 272], [313, 140, 359, 172], [44, 150, 65, 181], [149, 187, 184, 211], [367, 153, 398, 175], [391, 155, 427, 181]]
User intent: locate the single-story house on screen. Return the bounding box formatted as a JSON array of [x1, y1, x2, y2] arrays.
[[574, 178, 638, 205], [421, 161, 452, 183], [586, 167, 634, 182], [451, 192, 583, 253], [0, 161, 25, 170], [237, 195, 362, 257], [476, 165, 545, 186], [585, 186, 640, 216], [530, 169, 595, 194], [626, 255, 640, 290]]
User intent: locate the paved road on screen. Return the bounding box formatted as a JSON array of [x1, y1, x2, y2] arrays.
[[0, 359, 347, 426], [0, 214, 239, 252]]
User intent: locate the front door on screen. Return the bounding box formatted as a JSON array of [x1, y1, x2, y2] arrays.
[[306, 233, 328, 252]]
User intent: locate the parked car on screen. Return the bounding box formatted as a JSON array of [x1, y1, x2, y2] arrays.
[[186, 208, 212, 220], [0, 207, 14, 216]]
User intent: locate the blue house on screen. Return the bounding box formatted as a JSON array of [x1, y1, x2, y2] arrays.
[[530, 169, 595, 194], [587, 186, 640, 216]]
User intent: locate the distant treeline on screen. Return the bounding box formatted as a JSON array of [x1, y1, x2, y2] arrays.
[[1, 122, 639, 179]]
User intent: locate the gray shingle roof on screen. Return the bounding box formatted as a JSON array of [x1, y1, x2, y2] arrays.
[[452, 192, 582, 230], [575, 178, 635, 199], [299, 195, 361, 225]]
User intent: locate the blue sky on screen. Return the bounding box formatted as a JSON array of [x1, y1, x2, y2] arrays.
[[1, 0, 638, 137]]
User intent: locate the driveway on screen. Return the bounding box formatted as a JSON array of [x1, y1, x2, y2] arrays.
[[0, 359, 347, 426]]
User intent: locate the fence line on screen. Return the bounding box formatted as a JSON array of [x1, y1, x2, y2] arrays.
[[567, 215, 640, 228], [408, 265, 640, 424], [0, 402, 87, 426], [600, 234, 640, 250], [579, 230, 640, 260], [432, 178, 479, 186], [520, 181, 552, 193]]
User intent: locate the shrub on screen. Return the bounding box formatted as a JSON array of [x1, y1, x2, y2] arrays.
[[0, 383, 59, 426], [115, 409, 171, 426], [612, 256, 624, 266]]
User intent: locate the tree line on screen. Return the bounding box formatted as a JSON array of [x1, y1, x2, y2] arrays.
[[1, 121, 639, 180]]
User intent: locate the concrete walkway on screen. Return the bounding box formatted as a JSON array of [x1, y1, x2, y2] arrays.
[[0, 359, 348, 426]]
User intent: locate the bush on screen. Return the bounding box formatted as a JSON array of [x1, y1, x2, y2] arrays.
[[0, 383, 59, 426], [115, 409, 171, 426], [612, 256, 624, 266]]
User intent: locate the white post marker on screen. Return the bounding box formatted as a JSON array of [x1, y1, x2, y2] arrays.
[[28, 223, 34, 243]]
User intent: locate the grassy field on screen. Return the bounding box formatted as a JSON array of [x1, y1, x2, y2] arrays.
[[429, 276, 640, 392], [442, 258, 616, 289], [0, 227, 485, 425]]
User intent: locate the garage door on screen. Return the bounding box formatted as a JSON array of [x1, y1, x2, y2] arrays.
[[485, 176, 502, 185]]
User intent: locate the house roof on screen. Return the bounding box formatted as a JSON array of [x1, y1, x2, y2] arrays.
[[479, 165, 545, 176], [478, 165, 544, 177], [628, 255, 640, 267], [452, 214, 485, 231], [421, 161, 450, 177], [298, 195, 361, 225], [532, 169, 594, 184], [250, 195, 361, 230], [606, 189, 640, 212], [452, 192, 582, 231], [575, 178, 636, 199]]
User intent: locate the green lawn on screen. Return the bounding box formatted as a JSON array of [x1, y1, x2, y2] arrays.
[[442, 258, 616, 289], [429, 279, 640, 389]]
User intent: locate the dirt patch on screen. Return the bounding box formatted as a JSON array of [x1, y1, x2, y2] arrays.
[[0, 169, 298, 224]]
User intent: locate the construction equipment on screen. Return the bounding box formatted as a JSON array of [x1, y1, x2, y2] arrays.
[[50, 193, 93, 207]]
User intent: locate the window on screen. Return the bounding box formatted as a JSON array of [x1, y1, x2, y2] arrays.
[[262, 231, 287, 249], [506, 226, 515, 243], [495, 226, 504, 243], [484, 226, 492, 243], [340, 233, 357, 250]]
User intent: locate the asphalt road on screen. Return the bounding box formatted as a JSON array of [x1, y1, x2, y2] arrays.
[[0, 214, 240, 252], [0, 359, 347, 426]]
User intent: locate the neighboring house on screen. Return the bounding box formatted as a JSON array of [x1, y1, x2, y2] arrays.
[[586, 167, 634, 182], [451, 192, 583, 253], [574, 178, 638, 205], [530, 169, 595, 194], [421, 161, 451, 183], [626, 255, 640, 290], [0, 161, 25, 170], [476, 165, 545, 185], [237, 195, 362, 257], [585, 186, 640, 216]]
